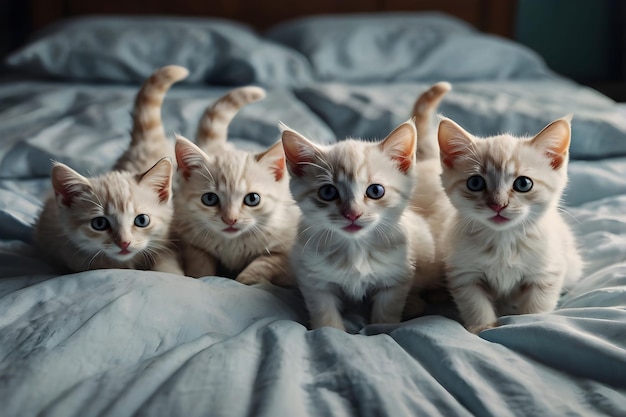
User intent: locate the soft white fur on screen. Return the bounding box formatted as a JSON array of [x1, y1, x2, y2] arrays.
[[439, 116, 583, 333], [282, 121, 437, 331], [34, 66, 187, 275], [35, 159, 180, 274], [174, 136, 299, 285], [172, 86, 298, 285]]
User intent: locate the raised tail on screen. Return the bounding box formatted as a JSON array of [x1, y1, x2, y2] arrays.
[[195, 86, 266, 149], [114, 65, 189, 173], [412, 82, 451, 161]]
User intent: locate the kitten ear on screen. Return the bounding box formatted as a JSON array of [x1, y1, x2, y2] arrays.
[[51, 162, 92, 207], [175, 134, 207, 180], [530, 116, 572, 170], [255, 141, 286, 182], [280, 123, 320, 177], [438, 117, 474, 168], [379, 120, 417, 174], [139, 157, 173, 203]]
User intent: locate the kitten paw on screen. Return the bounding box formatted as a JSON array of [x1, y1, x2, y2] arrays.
[[311, 320, 346, 332], [466, 322, 498, 334], [235, 273, 269, 286]]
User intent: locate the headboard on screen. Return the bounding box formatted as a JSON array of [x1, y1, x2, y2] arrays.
[[29, 0, 518, 37]]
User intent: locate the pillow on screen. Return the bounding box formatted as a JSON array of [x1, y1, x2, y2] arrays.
[[266, 12, 556, 83], [5, 16, 313, 87]]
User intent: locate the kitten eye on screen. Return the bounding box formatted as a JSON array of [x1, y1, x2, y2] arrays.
[[366, 184, 385, 199], [91, 216, 110, 231], [244, 193, 261, 207], [466, 175, 486, 192], [318, 185, 339, 201], [513, 176, 533, 193], [134, 214, 150, 228], [201, 192, 219, 206]]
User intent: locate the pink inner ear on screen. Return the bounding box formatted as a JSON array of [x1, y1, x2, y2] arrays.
[[271, 157, 286, 181], [548, 153, 564, 170], [438, 137, 465, 169], [155, 180, 170, 203], [392, 155, 412, 174], [282, 142, 310, 177], [175, 147, 200, 180], [53, 177, 82, 207], [441, 149, 462, 169], [56, 188, 77, 207], [175, 154, 192, 180]]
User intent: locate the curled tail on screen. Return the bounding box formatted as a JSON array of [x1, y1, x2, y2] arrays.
[[412, 82, 451, 161], [195, 86, 266, 149], [114, 65, 189, 172]]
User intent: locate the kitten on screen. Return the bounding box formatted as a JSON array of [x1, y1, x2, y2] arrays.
[[34, 65, 187, 274], [174, 86, 299, 286], [438, 116, 583, 333], [404, 82, 456, 314], [281, 120, 437, 331]]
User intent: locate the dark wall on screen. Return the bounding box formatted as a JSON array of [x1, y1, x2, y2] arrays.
[[515, 0, 624, 100], [0, 0, 31, 59]]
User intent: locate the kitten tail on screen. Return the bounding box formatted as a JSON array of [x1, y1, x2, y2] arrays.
[[114, 65, 189, 172], [412, 82, 451, 161], [196, 86, 266, 148]]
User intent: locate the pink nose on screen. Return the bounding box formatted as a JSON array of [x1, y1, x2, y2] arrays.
[[342, 210, 362, 222], [119, 241, 130, 250], [488, 203, 507, 213], [222, 217, 237, 226]]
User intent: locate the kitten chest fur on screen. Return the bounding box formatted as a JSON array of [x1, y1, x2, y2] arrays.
[[294, 219, 413, 300], [448, 207, 571, 297]]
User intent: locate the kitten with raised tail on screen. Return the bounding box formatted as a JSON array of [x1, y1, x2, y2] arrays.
[[438, 116, 583, 333], [174, 86, 299, 286], [281, 120, 437, 331], [404, 82, 456, 315], [34, 65, 187, 274]]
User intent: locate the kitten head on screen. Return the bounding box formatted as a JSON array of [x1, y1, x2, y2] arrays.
[[175, 134, 288, 240], [281, 121, 417, 238], [438, 116, 572, 231], [52, 158, 174, 262]]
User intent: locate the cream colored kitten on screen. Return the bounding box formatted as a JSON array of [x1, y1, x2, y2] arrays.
[[281, 120, 437, 331], [438, 116, 583, 333], [404, 82, 456, 315], [34, 65, 187, 274], [174, 87, 299, 286]]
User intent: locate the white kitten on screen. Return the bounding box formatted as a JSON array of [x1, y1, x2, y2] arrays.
[[281, 120, 437, 331], [34, 65, 187, 274], [438, 116, 583, 333], [174, 87, 299, 285]]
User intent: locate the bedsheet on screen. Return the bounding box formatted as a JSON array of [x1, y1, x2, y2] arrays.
[[0, 12, 625, 417]]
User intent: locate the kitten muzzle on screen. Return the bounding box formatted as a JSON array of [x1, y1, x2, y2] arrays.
[[116, 241, 132, 255], [342, 223, 363, 233], [489, 214, 510, 224]]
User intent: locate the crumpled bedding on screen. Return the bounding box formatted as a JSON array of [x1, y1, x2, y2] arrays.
[[0, 12, 625, 417]]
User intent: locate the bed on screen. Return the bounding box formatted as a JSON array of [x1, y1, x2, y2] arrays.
[[1, 2, 625, 416]]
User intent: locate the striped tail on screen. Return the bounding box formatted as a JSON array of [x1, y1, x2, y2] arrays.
[[195, 86, 266, 149], [412, 82, 451, 161], [114, 65, 189, 173]]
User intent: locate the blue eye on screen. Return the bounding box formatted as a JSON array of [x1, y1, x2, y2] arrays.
[[91, 216, 110, 231], [366, 184, 385, 199], [513, 176, 533, 193], [318, 185, 339, 201], [201, 192, 219, 206], [467, 175, 486, 192], [244, 193, 261, 206], [134, 214, 150, 227]]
